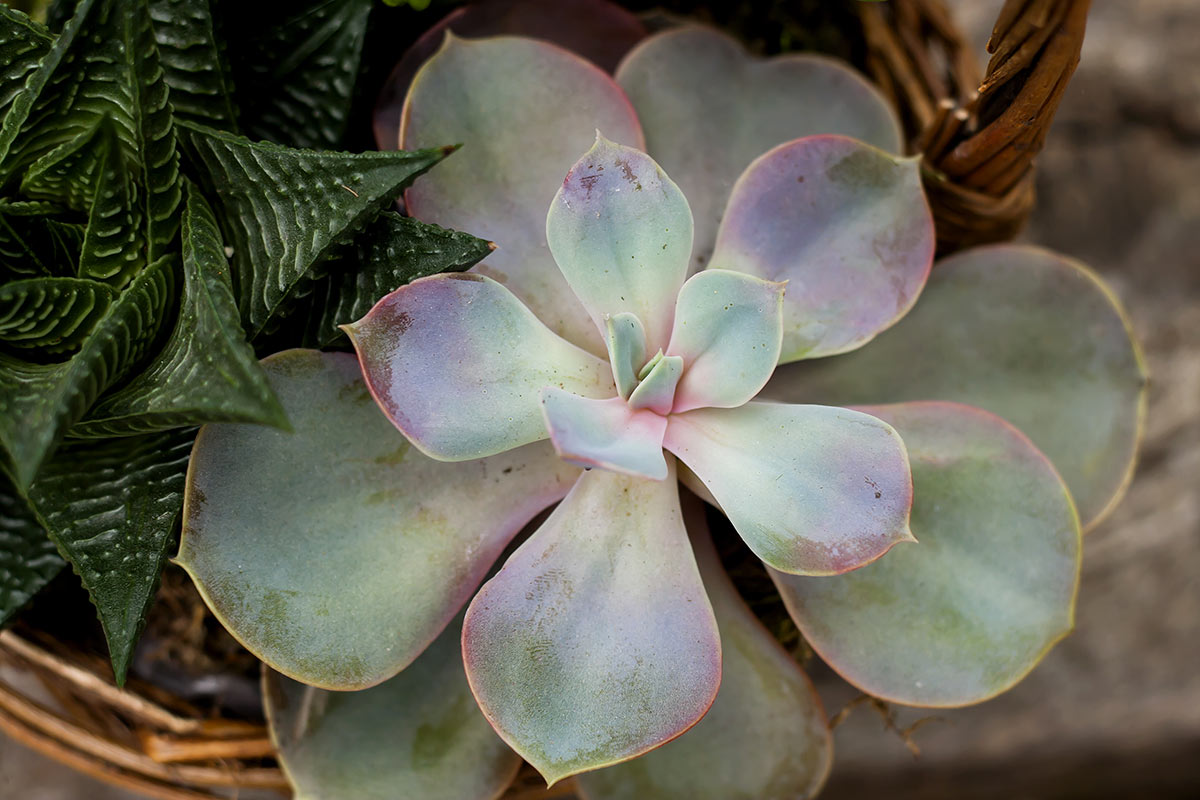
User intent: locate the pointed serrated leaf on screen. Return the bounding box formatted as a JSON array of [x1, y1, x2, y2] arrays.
[[178, 121, 449, 338], [148, 0, 239, 130], [0, 254, 175, 490], [0, 6, 54, 170], [27, 428, 193, 683], [229, 0, 371, 149], [75, 124, 146, 287], [293, 211, 492, 348], [74, 185, 286, 437], [0, 473, 63, 627], [0, 276, 116, 355], [20, 120, 107, 212]]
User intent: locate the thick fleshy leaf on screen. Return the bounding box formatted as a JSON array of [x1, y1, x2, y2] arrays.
[[626, 353, 681, 415], [540, 389, 667, 479], [346, 273, 613, 461], [264, 615, 521, 800], [462, 464, 721, 786], [0, 205, 82, 279], [28, 428, 194, 684], [178, 350, 580, 689], [547, 136, 692, 353], [0, 277, 115, 355], [178, 120, 448, 339], [374, 0, 646, 149], [604, 312, 646, 400], [711, 136, 934, 362], [664, 402, 913, 576], [576, 507, 831, 800], [148, 0, 239, 130], [0, 473, 63, 627], [616, 26, 903, 265], [401, 34, 644, 353], [771, 402, 1081, 707], [766, 245, 1147, 529], [74, 184, 287, 437], [666, 269, 784, 413], [0, 9, 53, 148]]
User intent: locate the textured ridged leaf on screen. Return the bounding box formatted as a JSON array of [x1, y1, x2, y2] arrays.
[[0, 473, 63, 627], [27, 427, 194, 683], [0, 276, 116, 354], [771, 402, 1080, 707], [294, 211, 492, 348], [19, 121, 108, 212], [178, 121, 448, 338], [73, 125, 145, 287], [0, 6, 54, 172], [0, 203, 83, 279], [0, 254, 175, 489], [74, 185, 286, 437], [264, 615, 522, 800], [148, 0, 238, 130], [229, 0, 372, 149], [5, 0, 181, 267]]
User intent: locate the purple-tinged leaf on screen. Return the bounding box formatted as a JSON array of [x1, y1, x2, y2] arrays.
[[711, 135, 934, 362], [178, 350, 581, 690], [547, 136, 693, 354], [664, 402, 913, 576], [540, 389, 667, 480], [666, 269, 784, 413], [345, 273, 613, 461], [462, 463, 721, 786], [401, 35, 644, 353], [576, 504, 832, 800], [616, 26, 903, 265], [374, 0, 646, 150], [265, 615, 521, 800], [765, 245, 1147, 530], [771, 401, 1081, 707]]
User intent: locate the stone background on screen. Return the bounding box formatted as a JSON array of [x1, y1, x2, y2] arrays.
[[2, 1, 1197, 798]]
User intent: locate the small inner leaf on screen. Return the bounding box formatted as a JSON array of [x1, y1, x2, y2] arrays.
[[627, 353, 682, 415], [604, 312, 647, 400]]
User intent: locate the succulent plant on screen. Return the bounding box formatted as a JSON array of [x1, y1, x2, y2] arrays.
[[179, 17, 1145, 800]]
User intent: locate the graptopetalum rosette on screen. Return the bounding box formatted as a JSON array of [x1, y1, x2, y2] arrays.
[[176, 20, 1146, 800]]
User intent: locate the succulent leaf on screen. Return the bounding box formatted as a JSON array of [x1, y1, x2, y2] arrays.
[[711, 135, 934, 362], [0, 473, 63, 628], [0, 8, 53, 145], [616, 26, 903, 265], [346, 273, 614, 462], [0, 277, 115, 355], [625, 353, 682, 415], [766, 245, 1148, 529], [374, 0, 646, 149], [540, 389, 668, 480], [575, 508, 832, 800], [265, 614, 521, 800], [664, 402, 914, 576], [400, 34, 644, 353], [546, 135, 693, 354], [178, 350, 580, 689], [604, 312, 647, 400], [771, 401, 1081, 707], [148, 0, 239, 130], [666, 269, 784, 413], [462, 463, 721, 786]]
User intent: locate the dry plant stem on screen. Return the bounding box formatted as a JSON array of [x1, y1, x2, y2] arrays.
[[139, 731, 278, 764]]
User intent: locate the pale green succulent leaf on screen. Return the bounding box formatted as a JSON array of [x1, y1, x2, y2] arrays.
[[178, 350, 581, 689], [604, 312, 646, 400], [540, 389, 667, 480], [771, 401, 1081, 707]]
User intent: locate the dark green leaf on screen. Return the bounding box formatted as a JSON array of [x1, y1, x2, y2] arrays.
[[149, 0, 239, 130], [0, 276, 116, 354], [0, 254, 175, 489], [296, 212, 492, 348], [28, 427, 193, 683], [229, 0, 372, 150], [73, 125, 147, 287], [0, 210, 84, 278], [0, 472, 63, 627], [0, 8, 54, 165], [75, 184, 287, 437], [178, 120, 450, 338], [20, 120, 108, 213]]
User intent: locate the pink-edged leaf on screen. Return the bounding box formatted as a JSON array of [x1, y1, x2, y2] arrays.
[[462, 463, 721, 786], [765, 244, 1148, 530], [771, 401, 1081, 707], [664, 402, 914, 576], [264, 615, 521, 800], [374, 0, 646, 150], [576, 501, 832, 800], [711, 135, 934, 362], [344, 273, 613, 461], [616, 26, 903, 265], [177, 350, 580, 689], [540, 389, 668, 480], [401, 35, 644, 353], [666, 269, 784, 413], [547, 135, 694, 354]]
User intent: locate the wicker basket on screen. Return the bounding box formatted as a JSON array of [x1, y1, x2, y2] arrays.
[[0, 1, 1089, 797]]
